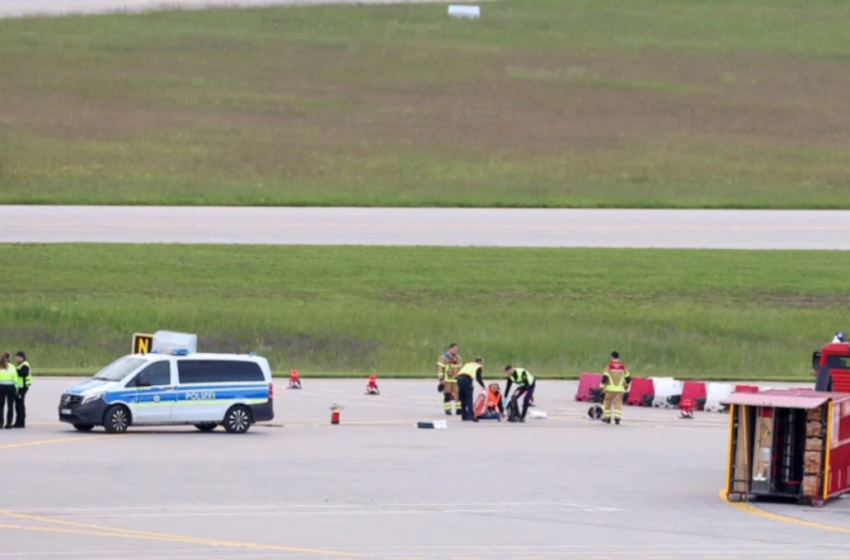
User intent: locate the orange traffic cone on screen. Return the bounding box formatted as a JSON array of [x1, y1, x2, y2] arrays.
[[680, 399, 694, 419]]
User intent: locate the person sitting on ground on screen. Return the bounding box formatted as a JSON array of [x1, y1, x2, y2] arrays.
[[477, 383, 504, 421]]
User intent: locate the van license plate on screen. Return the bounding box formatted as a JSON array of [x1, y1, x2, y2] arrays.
[[61, 408, 72, 415]]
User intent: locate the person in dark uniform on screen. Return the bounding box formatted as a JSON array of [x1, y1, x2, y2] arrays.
[[456, 357, 485, 422], [504, 365, 536, 422], [14, 352, 32, 429], [0, 353, 17, 429]]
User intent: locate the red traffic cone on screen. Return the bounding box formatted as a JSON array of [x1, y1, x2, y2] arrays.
[[288, 370, 302, 389], [365, 375, 380, 396], [680, 399, 694, 419], [330, 404, 343, 425]]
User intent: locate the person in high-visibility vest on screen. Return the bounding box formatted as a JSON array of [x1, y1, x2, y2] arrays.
[[504, 365, 536, 422], [436, 343, 463, 416], [600, 351, 630, 425], [13, 351, 31, 428], [456, 358, 485, 422], [0, 353, 17, 429]]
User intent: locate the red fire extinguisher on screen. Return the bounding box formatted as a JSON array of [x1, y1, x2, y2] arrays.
[[331, 404, 342, 425]]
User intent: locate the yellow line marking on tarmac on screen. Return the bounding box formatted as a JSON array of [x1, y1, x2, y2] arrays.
[[0, 509, 357, 556], [0, 434, 120, 451], [0, 435, 358, 557], [719, 489, 850, 535]]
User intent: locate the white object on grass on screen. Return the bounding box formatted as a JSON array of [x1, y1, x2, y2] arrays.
[[448, 5, 480, 19]]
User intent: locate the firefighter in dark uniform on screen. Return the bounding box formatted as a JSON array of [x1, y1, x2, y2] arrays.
[[14, 351, 32, 429]]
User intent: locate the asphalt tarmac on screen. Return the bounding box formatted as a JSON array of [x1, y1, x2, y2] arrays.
[[2, 378, 850, 560], [2, 207, 849, 249]]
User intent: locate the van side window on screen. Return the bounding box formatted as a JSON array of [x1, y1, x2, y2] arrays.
[[178, 360, 264, 384], [131, 361, 172, 387]]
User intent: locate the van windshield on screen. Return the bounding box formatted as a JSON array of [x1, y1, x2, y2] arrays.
[[92, 357, 147, 382]]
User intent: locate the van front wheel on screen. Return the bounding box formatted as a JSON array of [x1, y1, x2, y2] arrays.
[[104, 406, 131, 433], [224, 406, 252, 434]]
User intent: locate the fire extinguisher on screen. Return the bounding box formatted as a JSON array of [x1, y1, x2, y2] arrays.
[[330, 404, 343, 425]]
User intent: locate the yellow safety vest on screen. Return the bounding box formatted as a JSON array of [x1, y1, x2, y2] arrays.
[[457, 363, 481, 378], [510, 368, 535, 386], [0, 365, 17, 387], [16, 361, 32, 389]]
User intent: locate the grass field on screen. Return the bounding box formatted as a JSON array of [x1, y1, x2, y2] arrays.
[[1, 0, 849, 208], [3, 244, 847, 380]]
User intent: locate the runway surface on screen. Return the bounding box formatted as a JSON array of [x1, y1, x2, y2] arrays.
[[0, 0, 469, 18], [2, 206, 849, 248], [4, 378, 850, 560]]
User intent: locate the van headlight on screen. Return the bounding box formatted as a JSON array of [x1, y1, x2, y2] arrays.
[[81, 393, 104, 406]]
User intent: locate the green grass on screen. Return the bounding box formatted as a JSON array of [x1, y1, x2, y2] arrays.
[[4, 244, 847, 381], [1, 0, 849, 208]]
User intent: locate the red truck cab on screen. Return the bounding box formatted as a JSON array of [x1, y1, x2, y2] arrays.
[[814, 342, 850, 392]]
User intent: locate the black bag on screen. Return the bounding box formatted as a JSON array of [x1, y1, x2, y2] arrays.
[[506, 394, 523, 422]]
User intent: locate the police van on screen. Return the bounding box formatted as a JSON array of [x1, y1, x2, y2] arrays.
[[58, 333, 274, 434]]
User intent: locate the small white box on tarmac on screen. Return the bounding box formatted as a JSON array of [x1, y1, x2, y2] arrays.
[[529, 411, 548, 420], [417, 420, 448, 429], [448, 5, 481, 19]]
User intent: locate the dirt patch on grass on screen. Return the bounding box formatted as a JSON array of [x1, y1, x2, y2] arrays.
[[764, 295, 850, 310]]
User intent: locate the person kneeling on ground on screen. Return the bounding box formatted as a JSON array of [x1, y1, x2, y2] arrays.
[[477, 384, 504, 421], [504, 365, 536, 422]]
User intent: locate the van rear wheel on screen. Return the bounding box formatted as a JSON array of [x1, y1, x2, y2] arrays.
[[195, 423, 217, 432], [104, 405, 131, 433], [223, 405, 252, 434]]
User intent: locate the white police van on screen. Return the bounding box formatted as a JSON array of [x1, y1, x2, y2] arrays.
[[58, 332, 274, 434]]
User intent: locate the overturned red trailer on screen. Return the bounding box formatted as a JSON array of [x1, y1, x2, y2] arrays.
[[724, 389, 850, 507]]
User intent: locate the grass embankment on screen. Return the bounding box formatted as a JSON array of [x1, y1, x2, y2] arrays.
[[3, 245, 846, 381], [1, 0, 849, 208]]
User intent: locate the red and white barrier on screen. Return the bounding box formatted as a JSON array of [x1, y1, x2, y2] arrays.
[[626, 377, 654, 407], [651, 377, 683, 409], [575, 373, 603, 402]]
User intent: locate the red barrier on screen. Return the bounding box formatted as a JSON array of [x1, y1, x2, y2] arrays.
[[473, 393, 487, 417], [626, 377, 655, 407], [734, 385, 758, 394], [575, 373, 603, 402], [680, 381, 707, 411]]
